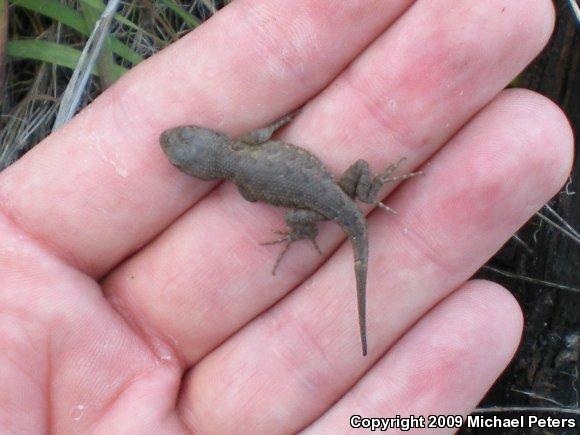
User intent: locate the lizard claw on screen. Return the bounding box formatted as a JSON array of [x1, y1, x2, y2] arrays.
[[262, 229, 323, 274], [380, 170, 424, 184], [310, 238, 323, 256], [261, 231, 294, 275], [376, 157, 424, 184], [270, 240, 293, 275], [261, 230, 290, 246], [377, 202, 398, 214]]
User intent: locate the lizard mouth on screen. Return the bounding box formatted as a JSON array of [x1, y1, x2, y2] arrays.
[[159, 129, 185, 169], [159, 130, 173, 152]]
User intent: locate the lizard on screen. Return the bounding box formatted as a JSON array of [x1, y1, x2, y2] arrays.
[[160, 113, 421, 356]]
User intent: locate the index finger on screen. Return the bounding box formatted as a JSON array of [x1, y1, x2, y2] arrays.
[[0, 0, 414, 277]]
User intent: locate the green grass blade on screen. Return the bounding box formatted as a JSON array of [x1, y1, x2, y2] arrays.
[[11, 0, 143, 65], [10, 0, 88, 34], [159, 0, 201, 28], [79, 0, 154, 35], [6, 39, 126, 77], [109, 38, 142, 65]]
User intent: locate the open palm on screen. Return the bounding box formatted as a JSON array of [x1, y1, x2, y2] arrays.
[[0, 0, 573, 433]]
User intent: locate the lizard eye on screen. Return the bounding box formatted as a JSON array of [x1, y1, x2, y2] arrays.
[[179, 128, 196, 141]]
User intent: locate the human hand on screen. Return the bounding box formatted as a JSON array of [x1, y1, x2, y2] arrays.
[[0, 0, 573, 433]]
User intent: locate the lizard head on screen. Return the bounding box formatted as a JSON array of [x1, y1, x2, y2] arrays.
[[160, 126, 231, 180]]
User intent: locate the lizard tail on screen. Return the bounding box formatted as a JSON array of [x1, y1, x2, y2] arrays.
[[354, 253, 368, 356], [341, 211, 369, 356]]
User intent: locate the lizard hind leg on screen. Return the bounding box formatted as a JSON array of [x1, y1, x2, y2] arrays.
[[339, 157, 423, 212], [261, 209, 325, 275]]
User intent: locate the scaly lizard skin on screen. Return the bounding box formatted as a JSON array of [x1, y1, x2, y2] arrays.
[[160, 113, 421, 356]]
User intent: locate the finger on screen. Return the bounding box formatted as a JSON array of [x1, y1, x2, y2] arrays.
[[304, 281, 523, 433], [0, 214, 185, 433], [177, 90, 573, 433], [0, 0, 414, 277], [103, 0, 556, 363]]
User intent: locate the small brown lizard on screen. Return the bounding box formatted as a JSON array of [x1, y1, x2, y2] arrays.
[[160, 113, 421, 356]]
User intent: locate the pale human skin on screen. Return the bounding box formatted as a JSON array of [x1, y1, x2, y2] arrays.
[[0, 0, 573, 433]]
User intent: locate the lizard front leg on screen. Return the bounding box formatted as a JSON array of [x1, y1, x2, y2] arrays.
[[262, 209, 325, 275], [339, 158, 423, 212], [238, 111, 299, 145]]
